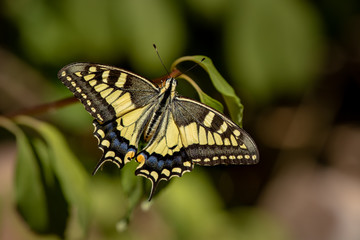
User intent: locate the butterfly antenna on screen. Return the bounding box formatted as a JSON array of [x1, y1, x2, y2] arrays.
[[153, 44, 170, 77], [174, 57, 206, 79]]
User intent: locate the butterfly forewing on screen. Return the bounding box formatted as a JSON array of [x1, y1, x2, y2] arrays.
[[58, 63, 159, 123]]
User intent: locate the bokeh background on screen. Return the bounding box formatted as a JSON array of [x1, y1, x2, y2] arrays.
[[1, 0, 360, 239]]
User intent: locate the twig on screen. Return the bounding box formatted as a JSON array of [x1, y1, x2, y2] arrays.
[[4, 97, 78, 118]]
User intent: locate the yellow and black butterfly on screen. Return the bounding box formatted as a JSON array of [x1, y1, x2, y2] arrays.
[[58, 62, 259, 199]]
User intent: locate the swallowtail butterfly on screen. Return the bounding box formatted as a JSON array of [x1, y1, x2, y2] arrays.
[[58, 62, 259, 199]]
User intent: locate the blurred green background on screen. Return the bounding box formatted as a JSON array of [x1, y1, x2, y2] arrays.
[[1, 0, 360, 239]]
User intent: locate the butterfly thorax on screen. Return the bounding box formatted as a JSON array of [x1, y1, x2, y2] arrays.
[[143, 78, 177, 142]]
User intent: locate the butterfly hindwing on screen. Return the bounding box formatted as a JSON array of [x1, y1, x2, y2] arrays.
[[58, 63, 159, 123], [92, 103, 157, 173], [135, 110, 193, 198], [173, 97, 259, 166]]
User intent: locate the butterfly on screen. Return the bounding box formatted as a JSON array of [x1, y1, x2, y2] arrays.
[[58, 62, 259, 199]]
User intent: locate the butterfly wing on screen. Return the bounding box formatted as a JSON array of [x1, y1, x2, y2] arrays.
[[135, 109, 192, 199], [134, 96, 258, 199], [58, 63, 159, 170], [92, 103, 158, 172], [58, 63, 159, 123], [172, 97, 259, 165]]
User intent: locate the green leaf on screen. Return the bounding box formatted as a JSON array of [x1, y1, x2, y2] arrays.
[[14, 116, 91, 232], [172, 56, 244, 126], [31, 137, 69, 237], [0, 117, 48, 233]]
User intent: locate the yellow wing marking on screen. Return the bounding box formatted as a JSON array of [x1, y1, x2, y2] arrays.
[[145, 113, 183, 156], [233, 129, 241, 137], [100, 88, 113, 99], [89, 79, 97, 86], [239, 143, 247, 149], [203, 111, 215, 127], [106, 90, 121, 105], [213, 133, 223, 145], [89, 66, 97, 72], [207, 132, 215, 145], [116, 105, 150, 147], [84, 74, 95, 81], [94, 83, 107, 92], [180, 122, 199, 146], [115, 73, 127, 88], [112, 93, 135, 117], [102, 70, 110, 83], [230, 135, 238, 146], [217, 121, 228, 134], [199, 126, 207, 145]]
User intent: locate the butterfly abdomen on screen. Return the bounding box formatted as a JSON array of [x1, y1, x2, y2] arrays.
[[143, 109, 164, 142], [143, 78, 174, 142]]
